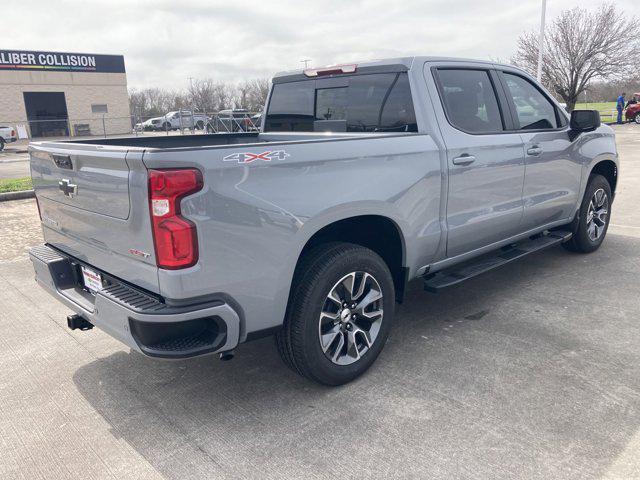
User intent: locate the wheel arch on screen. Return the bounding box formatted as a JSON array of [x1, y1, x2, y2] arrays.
[[589, 159, 618, 198], [293, 215, 408, 303]]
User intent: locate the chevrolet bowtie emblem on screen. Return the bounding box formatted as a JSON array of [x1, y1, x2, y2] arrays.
[[58, 179, 78, 198]]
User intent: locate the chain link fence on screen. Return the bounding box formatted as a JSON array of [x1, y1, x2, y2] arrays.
[[0, 109, 261, 144]]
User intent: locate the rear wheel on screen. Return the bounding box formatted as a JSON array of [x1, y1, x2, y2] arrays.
[[276, 243, 395, 385], [563, 174, 611, 253], [0, 138, 4, 152], [635, 113, 640, 125]]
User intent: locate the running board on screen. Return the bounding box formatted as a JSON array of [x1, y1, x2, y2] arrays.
[[423, 231, 573, 292]]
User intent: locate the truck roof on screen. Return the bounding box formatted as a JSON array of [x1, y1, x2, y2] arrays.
[[272, 56, 505, 83]]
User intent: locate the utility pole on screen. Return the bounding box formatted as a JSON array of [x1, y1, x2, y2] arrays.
[[188, 76, 195, 132], [300, 59, 311, 69], [536, 0, 547, 82]]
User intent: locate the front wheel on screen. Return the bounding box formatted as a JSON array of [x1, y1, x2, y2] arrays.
[[634, 113, 640, 125], [0, 138, 4, 152], [563, 174, 612, 253], [276, 243, 395, 385]]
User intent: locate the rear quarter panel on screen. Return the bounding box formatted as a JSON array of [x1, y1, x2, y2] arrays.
[[142, 134, 442, 339]]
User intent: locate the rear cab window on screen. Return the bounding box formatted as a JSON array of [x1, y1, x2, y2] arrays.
[[264, 72, 418, 133]]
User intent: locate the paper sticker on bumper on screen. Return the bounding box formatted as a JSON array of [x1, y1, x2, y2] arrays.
[[81, 265, 103, 293]]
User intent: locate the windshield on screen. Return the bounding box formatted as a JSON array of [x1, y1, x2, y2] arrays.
[[264, 72, 418, 133]]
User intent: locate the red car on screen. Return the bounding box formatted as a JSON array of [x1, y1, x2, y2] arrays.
[[625, 92, 640, 124]]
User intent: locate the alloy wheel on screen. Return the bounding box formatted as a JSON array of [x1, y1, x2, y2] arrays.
[[318, 271, 384, 365], [586, 188, 609, 241]]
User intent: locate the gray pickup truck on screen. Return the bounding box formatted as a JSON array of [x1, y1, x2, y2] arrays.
[[29, 57, 618, 385]]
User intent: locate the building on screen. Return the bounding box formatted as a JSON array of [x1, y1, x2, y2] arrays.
[[0, 49, 131, 138]]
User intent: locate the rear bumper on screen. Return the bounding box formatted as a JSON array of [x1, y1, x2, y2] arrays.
[[29, 244, 240, 358]]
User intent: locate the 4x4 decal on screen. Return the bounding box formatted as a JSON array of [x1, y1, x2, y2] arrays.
[[223, 150, 290, 164]]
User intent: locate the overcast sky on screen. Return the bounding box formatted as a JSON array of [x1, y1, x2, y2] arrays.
[[6, 0, 639, 90]]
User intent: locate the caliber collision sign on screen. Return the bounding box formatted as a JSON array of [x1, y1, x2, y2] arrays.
[[0, 49, 125, 73]]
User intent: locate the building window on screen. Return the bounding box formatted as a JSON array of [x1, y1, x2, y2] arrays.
[[91, 104, 108, 114]]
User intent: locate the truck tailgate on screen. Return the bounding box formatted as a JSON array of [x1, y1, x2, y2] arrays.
[[30, 142, 160, 294]]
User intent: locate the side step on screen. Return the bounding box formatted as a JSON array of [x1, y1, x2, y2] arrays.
[[423, 230, 572, 292]]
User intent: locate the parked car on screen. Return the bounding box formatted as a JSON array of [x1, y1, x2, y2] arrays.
[[625, 93, 640, 124], [28, 57, 618, 385], [161, 111, 209, 130], [136, 117, 164, 132], [0, 125, 18, 151]]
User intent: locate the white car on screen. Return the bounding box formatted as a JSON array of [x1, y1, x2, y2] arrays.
[[161, 111, 209, 130], [0, 126, 18, 151], [134, 117, 164, 132]]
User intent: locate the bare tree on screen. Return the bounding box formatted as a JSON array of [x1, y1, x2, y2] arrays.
[[586, 76, 640, 102], [514, 3, 640, 111], [187, 79, 235, 113], [234, 78, 270, 111], [130, 77, 271, 118], [129, 87, 181, 118]]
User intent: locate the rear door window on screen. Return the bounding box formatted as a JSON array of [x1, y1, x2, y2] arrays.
[[435, 69, 504, 134], [264, 73, 417, 133]]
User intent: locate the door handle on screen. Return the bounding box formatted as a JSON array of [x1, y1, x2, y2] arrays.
[[527, 146, 543, 156], [452, 154, 476, 166]]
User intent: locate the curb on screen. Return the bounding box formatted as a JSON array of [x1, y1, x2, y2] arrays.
[[0, 189, 35, 202]]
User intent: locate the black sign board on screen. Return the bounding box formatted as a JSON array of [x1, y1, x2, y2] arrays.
[[0, 50, 125, 73]]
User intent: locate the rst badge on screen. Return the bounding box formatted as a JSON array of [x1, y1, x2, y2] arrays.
[[223, 150, 290, 164]]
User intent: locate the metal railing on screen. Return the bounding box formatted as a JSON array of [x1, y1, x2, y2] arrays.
[[0, 109, 261, 142], [132, 109, 261, 135]]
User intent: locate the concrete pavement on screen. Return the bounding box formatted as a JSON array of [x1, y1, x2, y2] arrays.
[[0, 150, 30, 179], [1, 124, 639, 479]]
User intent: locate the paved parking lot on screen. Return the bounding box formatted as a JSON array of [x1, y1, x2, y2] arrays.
[[1, 124, 639, 479], [0, 149, 30, 179]]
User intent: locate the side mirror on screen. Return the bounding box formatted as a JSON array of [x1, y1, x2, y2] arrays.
[[570, 110, 601, 133]]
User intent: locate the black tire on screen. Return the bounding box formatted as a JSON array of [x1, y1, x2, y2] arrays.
[[0, 138, 4, 152], [635, 113, 640, 125], [276, 243, 395, 385], [563, 174, 612, 253]]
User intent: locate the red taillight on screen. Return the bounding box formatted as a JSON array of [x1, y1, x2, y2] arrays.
[[148, 169, 203, 269], [10, 129, 16, 137]]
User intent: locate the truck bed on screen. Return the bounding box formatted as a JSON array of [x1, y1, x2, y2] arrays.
[[29, 130, 429, 300], [49, 131, 382, 150]]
